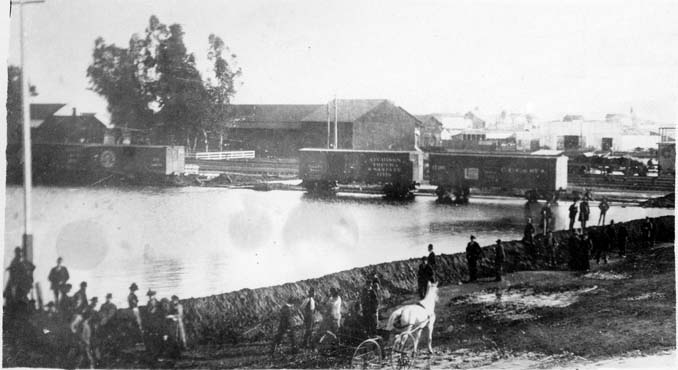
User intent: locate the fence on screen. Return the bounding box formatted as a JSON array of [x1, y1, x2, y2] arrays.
[[185, 150, 255, 160]]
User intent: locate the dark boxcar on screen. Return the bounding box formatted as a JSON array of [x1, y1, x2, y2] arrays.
[[429, 152, 567, 202], [299, 148, 419, 198], [6, 144, 185, 185]]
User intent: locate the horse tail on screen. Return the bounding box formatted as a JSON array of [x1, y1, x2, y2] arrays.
[[385, 307, 403, 331]]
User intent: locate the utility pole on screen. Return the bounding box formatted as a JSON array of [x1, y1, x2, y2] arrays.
[[326, 102, 330, 148], [333, 96, 338, 149], [12, 0, 46, 263]]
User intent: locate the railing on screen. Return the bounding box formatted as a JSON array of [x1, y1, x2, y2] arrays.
[[185, 150, 255, 160]]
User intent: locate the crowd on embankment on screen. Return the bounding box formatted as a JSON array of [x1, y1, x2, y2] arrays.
[[180, 215, 674, 347]]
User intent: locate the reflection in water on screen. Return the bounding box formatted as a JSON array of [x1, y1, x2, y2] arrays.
[[3, 186, 673, 306]]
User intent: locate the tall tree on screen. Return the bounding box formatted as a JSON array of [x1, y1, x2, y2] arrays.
[[87, 15, 241, 150]]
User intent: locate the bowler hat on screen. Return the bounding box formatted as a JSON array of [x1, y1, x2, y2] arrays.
[[146, 289, 156, 297], [496, 239, 502, 244], [129, 283, 138, 291], [106, 293, 113, 299]]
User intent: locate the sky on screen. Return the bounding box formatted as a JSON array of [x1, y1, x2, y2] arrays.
[[3, 0, 678, 124]]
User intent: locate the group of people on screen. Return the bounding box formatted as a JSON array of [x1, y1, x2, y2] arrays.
[[270, 275, 382, 356], [4, 253, 187, 367]]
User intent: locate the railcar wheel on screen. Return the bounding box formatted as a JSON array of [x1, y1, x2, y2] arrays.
[[350, 339, 383, 369], [389, 333, 417, 370]]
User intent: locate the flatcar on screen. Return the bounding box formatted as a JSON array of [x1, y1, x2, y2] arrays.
[[428, 151, 568, 203], [298, 148, 423, 199]]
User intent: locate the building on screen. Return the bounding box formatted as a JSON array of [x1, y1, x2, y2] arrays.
[[33, 108, 107, 144], [221, 104, 321, 157], [220, 99, 421, 158], [30, 103, 66, 128], [414, 115, 443, 148]]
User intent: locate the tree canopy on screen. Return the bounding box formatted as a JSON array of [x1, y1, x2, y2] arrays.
[[87, 15, 241, 148], [6, 65, 38, 144]]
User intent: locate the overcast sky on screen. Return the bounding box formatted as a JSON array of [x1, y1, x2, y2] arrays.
[[4, 0, 678, 124]]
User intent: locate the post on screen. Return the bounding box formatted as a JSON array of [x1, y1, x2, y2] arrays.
[[19, 0, 34, 263], [326, 102, 330, 148], [334, 97, 338, 149]]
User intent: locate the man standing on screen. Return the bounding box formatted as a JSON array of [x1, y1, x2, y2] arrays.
[[327, 288, 342, 334], [300, 288, 316, 348], [466, 235, 484, 282], [169, 295, 187, 349], [270, 296, 297, 355], [361, 279, 380, 336], [494, 240, 505, 282], [4, 247, 35, 309], [568, 201, 578, 231], [417, 257, 435, 299], [579, 232, 592, 271], [427, 244, 437, 277], [641, 217, 655, 248], [617, 222, 629, 257], [523, 218, 536, 259], [73, 281, 89, 314], [540, 202, 552, 234], [48, 257, 70, 307], [598, 198, 610, 226], [579, 200, 590, 230], [99, 293, 117, 327], [128, 283, 142, 329]]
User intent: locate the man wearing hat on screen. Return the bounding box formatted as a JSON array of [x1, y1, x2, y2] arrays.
[[59, 283, 74, 319], [48, 257, 70, 307], [169, 295, 187, 349], [465, 235, 484, 282], [270, 296, 297, 356], [494, 240, 505, 282], [73, 281, 89, 314], [99, 293, 117, 327], [128, 283, 142, 329]]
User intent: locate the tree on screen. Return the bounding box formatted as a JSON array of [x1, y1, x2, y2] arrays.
[[6, 65, 37, 144], [87, 15, 241, 150]]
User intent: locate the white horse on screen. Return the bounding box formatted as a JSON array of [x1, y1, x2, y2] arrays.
[[385, 281, 438, 354]]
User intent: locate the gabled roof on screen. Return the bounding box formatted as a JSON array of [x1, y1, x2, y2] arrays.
[[39, 114, 107, 131], [415, 115, 443, 127], [30, 103, 66, 120], [223, 104, 321, 129], [301, 99, 387, 123]]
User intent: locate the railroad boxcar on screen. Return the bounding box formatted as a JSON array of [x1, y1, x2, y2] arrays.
[[6, 143, 185, 185], [298, 148, 423, 198], [429, 152, 568, 202]]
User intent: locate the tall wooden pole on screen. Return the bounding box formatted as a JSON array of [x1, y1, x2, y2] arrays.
[[333, 97, 338, 149], [19, 1, 34, 262]]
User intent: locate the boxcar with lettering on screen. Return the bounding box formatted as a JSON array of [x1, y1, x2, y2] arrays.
[[429, 152, 567, 202], [298, 148, 422, 198]]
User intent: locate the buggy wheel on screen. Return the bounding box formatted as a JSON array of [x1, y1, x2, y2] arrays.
[[350, 339, 383, 369], [316, 331, 340, 360], [389, 333, 417, 370]]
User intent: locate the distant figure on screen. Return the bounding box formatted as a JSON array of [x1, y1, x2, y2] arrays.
[[494, 240, 505, 282], [73, 281, 89, 314], [465, 235, 484, 282], [327, 288, 342, 334], [598, 198, 610, 226], [270, 297, 297, 355], [523, 218, 536, 259], [48, 257, 70, 307], [540, 202, 553, 234], [617, 222, 629, 257], [59, 283, 74, 319], [143, 289, 163, 359], [641, 217, 655, 248], [568, 201, 578, 230], [128, 283, 142, 329], [99, 293, 117, 327], [592, 228, 609, 265], [360, 278, 380, 336], [579, 232, 592, 271], [169, 295, 187, 349], [427, 244, 437, 277], [544, 231, 558, 267], [300, 288, 316, 348], [417, 257, 435, 299], [4, 247, 35, 308], [579, 200, 590, 230]]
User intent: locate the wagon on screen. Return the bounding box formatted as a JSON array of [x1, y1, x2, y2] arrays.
[[313, 318, 431, 370]]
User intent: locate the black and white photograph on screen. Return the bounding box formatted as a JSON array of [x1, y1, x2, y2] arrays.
[[1, 0, 676, 368]]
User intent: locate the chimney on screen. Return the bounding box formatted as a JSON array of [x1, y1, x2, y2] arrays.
[[72, 107, 77, 117]]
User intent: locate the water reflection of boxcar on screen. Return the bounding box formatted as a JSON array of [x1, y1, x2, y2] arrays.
[[298, 148, 423, 199], [429, 152, 568, 202]]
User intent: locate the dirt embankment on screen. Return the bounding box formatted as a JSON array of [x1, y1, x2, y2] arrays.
[[182, 216, 674, 347]]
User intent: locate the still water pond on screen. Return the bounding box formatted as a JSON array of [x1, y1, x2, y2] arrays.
[[3, 186, 672, 306]]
